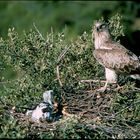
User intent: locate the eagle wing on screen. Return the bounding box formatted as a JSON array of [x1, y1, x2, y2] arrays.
[[94, 47, 140, 75]]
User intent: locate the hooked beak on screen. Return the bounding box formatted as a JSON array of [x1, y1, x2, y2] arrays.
[[96, 27, 100, 32]]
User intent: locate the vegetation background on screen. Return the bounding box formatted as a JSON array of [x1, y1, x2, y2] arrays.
[[0, 1, 140, 68], [0, 1, 140, 139]]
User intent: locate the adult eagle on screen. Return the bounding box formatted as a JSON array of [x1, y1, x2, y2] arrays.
[[92, 20, 140, 92]]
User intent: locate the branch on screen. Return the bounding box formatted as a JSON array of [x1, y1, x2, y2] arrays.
[[56, 65, 63, 87], [57, 45, 71, 64], [33, 22, 45, 41], [80, 79, 106, 83]]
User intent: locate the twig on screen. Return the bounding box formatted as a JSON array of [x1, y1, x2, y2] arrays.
[[56, 65, 63, 87], [33, 22, 45, 41], [57, 45, 71, 64], [80, 79, 106, 83], [56, 45, 71, 87], [83, 91, 96, 101]]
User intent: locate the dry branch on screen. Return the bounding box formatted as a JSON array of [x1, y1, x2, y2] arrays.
[[56, 65, 63, 87], [57, 45, 71, 64], [80, 79, 106, 83]]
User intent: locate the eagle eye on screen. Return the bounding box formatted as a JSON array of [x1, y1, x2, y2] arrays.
[[100, 24, 106, 29]]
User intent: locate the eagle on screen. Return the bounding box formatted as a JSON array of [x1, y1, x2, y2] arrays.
[[92, 20, 140, 92]]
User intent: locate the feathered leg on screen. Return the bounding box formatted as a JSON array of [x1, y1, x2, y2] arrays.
[[97, 68, 118, 92]]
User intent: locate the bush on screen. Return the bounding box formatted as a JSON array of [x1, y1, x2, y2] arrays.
[[0, 13, 140, 139]]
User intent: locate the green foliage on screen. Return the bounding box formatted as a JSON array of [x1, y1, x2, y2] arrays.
[[108, 13, 125, 40], [54, 115, 81, 139], [0, 1, 139, 38], [0, 21, 100, 111], [0, 115, 28, 138], [0, 13, 140, 139], [0, 25, 99, 138], [0, 1, 118, 37]]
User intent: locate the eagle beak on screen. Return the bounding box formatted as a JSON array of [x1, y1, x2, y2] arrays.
[[96, 27, 100, 32], [95, 26, 101, 32]]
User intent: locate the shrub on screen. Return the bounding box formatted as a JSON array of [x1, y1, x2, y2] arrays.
[[0, 13, 140, 139]]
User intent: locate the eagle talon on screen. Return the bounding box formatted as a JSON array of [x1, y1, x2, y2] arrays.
[[96, 86, 108, 93]]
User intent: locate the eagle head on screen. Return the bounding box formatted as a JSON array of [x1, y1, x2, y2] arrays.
[[94, 20, 109, 32], [92, 20, 111, 49]]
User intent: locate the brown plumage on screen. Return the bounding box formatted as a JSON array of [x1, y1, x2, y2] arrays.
[[92, 20, 140, 92]]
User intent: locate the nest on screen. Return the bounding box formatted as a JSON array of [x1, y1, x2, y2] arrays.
[[4, 81, 140, 138]]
